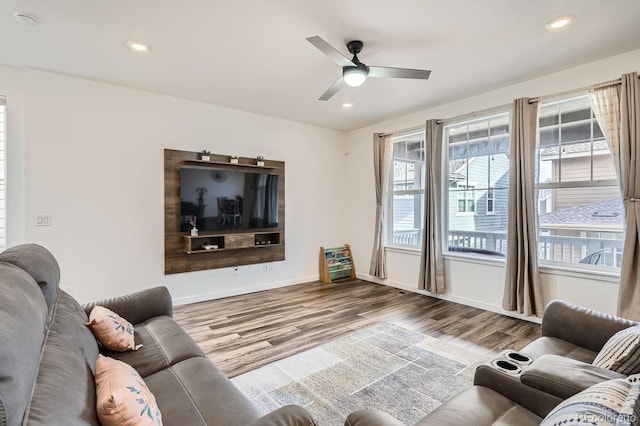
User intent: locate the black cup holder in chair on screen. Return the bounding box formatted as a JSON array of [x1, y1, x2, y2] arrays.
[[505, 351, 532, 366], [491, 359, 521, 376]]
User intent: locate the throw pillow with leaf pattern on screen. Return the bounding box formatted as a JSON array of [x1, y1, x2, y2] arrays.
[[95, 355, 162, 426], [87, 306, 142, 352]]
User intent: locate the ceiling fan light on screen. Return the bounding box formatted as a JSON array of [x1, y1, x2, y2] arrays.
[[343, 67, 367, 87]]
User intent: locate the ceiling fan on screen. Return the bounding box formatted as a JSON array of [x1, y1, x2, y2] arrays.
[[306, 36, 431, 101]]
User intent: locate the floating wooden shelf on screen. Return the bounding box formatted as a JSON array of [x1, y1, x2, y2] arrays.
[[181, 159, 280, 170], [182, 231, 282, 254]]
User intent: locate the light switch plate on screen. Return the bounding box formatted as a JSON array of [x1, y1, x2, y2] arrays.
[[35, 214, 52, 226]]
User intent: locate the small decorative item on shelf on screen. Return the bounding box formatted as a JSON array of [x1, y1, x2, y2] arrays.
[[188, 216, 198, 237], [230, 155, 239, 164], [256, 155, 265, 167], [200, 150, 211, 161]]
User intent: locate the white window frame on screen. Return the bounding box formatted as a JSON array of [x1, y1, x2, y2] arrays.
[[386, 130, 425, 250]]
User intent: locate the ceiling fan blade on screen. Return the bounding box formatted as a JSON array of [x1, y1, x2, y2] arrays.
[[319, 77, 345, 101], [306, 36, 355, 68], [368, 66, 431, 80]]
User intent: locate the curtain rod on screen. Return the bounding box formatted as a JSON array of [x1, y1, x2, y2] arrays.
[[379, 103, 511, 137], [435, 103, 511, 125], [528, 77, 623, 104], [380, 73, 637, 137], [379, 124, 424, 138]]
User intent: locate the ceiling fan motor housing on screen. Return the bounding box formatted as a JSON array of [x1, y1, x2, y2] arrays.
[[346, 40, 363, 55]]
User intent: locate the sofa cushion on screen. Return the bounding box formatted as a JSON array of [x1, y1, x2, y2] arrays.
[[101, 316, 206, 377], [593, 325, 640, 375], [414, 386, 542, 426], [521, 336, 598, 363], [0, 263, 48, 426], [23, 291, 100, 426], [88, 305, 140, 352], [95, 355, 162, 426], [0, 243, 60, 312], [540, 374, 640, 426], [521, 354, 625, 399], [144, 357, 260, 426]]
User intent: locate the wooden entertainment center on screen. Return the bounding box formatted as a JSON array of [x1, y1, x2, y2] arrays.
[[164, 149, 285, 274]]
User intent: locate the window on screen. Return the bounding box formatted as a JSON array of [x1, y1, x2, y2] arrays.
[[486, 187, 495, 215], [388, 132, 425, 248], [536, 95, 623, 268], [445, 113, 510, 255], [0, 98, 5, 250], [457, 183, 476, 213]]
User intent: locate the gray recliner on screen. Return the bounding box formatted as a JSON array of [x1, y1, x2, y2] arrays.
[[346, 300, 638, 426]]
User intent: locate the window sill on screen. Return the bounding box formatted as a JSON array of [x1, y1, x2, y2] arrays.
[[386, 248, 621, 283], [443, 252, 620, 282], [444, 251, 506, 266], [539, 262, 620, 283], [385, 246, 421, 256]]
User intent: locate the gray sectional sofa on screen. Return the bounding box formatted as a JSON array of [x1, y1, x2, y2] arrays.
[[0, 244, 316, 426], [346, 299, 638, 425]]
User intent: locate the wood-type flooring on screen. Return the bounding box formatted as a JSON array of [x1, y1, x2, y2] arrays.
[[173, 279, 541, 377]]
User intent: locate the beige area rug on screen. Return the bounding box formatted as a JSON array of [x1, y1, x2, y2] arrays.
[[231, 322, 492, 425]]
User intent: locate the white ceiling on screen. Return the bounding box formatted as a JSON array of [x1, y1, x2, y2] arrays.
[[1, 1, 640, 131]]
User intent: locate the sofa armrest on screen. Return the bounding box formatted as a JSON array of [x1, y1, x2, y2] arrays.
[[474, 364, 562, 418], [344, 409, 405, 426], [83, 286, 173, 324], [246, 405, 318, 426], [541, 300, 637, 353], [521, 354, 625, 399]]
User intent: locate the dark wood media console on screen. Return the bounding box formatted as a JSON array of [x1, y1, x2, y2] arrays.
[[164, 149, 285, 274]]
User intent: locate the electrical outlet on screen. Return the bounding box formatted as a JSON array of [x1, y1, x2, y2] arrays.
[[233, 267, 239, 276], [35, 214, 52, 227], [263, 263, 273, 272]]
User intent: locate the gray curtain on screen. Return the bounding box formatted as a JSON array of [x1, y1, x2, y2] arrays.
[[615, 72, 640, 320], [419, 120, 445, 293], [369, 133, 393, 278], [502, 98, 543, 317]]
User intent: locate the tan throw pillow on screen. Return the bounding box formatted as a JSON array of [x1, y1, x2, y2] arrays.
[[540, 374, 640, 426], [593, 325, 640, 375], [95, 355, 162, 426], [87, 306, 141, 352]]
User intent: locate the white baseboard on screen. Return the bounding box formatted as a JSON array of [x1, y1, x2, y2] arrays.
[[356, 273, 542, 324], [172, 275, 320, 306]]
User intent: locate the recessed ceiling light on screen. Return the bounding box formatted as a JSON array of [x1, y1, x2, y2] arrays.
[[126, 40, 149, 53], [13, 12, 38, 26], [545, 16, 573, 31], [341, 102, 354, 108]]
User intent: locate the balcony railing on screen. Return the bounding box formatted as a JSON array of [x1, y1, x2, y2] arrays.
[[391, 229, 623, 267]]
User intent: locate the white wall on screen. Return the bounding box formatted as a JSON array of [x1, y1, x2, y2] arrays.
[[346, 48, 640, 319], [5, 67, 348, 304]]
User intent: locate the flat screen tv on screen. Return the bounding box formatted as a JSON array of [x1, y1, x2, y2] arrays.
[[180, 166, 279, 232]]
